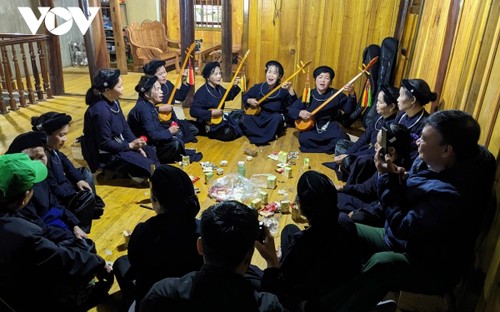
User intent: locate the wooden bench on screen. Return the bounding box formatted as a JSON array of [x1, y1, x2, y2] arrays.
[[124, 20, 180, 72]]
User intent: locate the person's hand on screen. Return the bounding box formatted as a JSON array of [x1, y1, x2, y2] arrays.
[[73, 226, 88, 239], [169, 124, 180, 134], [334, 154, 347, 164], [211, 109, 223, 117], [281, 81, 295, 95], [255, 226, 279, 268], [343, 83, 355, 96], [182, 69, 189, 81], [348, 211, 354, 218], [129, 138, 146, 150], [374, 146, 407, 182], [158, 104, 173, 113], [299, 110, 312, 120], [104, 262, 113, 274], [76, 180, 92, 191], [233, 76, 241, 86], [138, 148, 147, 157], [247, 98, 259, 107]]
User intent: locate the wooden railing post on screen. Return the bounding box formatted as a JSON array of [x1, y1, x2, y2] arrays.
[[0, 80, 6, 114], [20, 43, 36, 104], [29, 42, 44, 101], [11, 45, 27, 107], [1, 33, 53, 108], [1, 46, 17, 111], [37, 41, 53, 99]]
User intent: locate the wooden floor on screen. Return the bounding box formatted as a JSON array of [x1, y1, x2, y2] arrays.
[[0, 67, 447, 311]]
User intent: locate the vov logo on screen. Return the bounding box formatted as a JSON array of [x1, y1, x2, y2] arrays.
[[18, 7, 100, 36]]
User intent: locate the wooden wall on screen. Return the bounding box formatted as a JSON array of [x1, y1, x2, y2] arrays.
[[398, 1, 500, 310], [245, 0, 401, 94]]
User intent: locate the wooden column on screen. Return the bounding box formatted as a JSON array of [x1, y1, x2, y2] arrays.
[[80, 0, 110, 84], [160, 0, 167, 31], [242, 0, 249, 53], [221, 0, 232, 82], [40, 0, 64, 95], [110, 0, 127, 73], [180, 0, 195, 107]]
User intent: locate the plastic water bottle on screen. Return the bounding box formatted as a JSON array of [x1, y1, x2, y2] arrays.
[[237, 161, 246, 177]]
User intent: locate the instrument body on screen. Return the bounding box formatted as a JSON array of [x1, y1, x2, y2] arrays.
[[209, 50, 250, 125]]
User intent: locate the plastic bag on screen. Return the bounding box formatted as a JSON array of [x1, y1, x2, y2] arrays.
[[249, 173, 274, 189], [208, 174, 259, 203]]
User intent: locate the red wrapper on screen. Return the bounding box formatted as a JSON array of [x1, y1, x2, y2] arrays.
[[139, 135, 148, 142]]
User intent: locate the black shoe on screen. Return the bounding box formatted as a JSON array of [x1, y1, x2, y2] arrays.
[[95, 195, 106, 209], [93, 208, 104, 219]]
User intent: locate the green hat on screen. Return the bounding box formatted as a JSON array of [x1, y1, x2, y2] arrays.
[[0, 153, 48, 200]]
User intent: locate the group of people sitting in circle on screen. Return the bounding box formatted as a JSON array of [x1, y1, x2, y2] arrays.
[[0, 56, 496, 312], [79, 59, 358, 182]]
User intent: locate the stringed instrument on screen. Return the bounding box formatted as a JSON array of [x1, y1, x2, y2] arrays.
[[295, 56, 379, 132], [244, 60, 312, 116], [158, 42, 196, 122], [209, 49, 250, 125]]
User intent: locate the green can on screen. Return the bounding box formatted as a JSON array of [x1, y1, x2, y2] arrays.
[[204, 171, 214, 184], [303, 157, 310, 170]]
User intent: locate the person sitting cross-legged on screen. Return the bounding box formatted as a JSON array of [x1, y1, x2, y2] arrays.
[[31, 111, 105, 222], [128, 75, 202, 164], [142, 59, 199, 142], [82, 68, 160, 182]]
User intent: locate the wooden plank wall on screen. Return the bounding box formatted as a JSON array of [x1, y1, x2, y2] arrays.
[[406, 1, 499, 310], [245, 0, 401, 95], [165, 0, 399, 95]]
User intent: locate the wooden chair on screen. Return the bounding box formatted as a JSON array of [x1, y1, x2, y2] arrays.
[[208, 44, 244, 75], [124, 20, 181, 72]]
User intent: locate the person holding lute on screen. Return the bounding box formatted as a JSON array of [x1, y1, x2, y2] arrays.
[[289, 65, 356, 153], [190, 61, 244, 141], [242, 60, 297, 145], [143, 60, 198, 143], [128, 75, 202, 164]]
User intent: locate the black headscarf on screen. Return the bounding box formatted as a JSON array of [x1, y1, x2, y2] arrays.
[[202, 62, 220, 79], [296, 170, 338, 226], [150, 165, 200, 218], [92, 68, 121, 90], [313, 66, 335, 80], [380, 84, 399, 105], [400, 78, 437, 105], [143, 60, 165, 75], [6, 131, 48, 154], [135, 75, 158, 96], [265, 60, 284, 77], [31, 112, 72, 134]]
